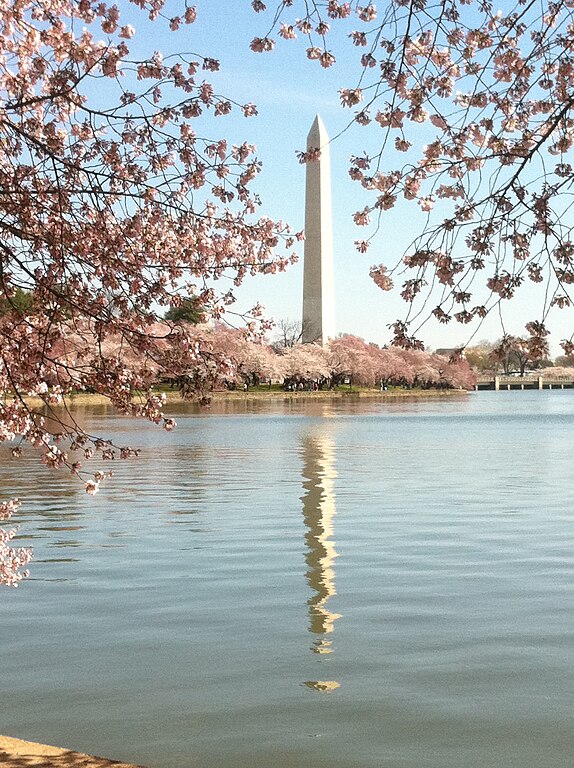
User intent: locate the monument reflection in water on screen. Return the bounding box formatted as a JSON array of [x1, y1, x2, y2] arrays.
[[300, 426, 341, 692]]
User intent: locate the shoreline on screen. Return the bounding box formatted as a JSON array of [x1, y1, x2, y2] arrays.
[[0, 735, 146, 768], [21, 387, 469, 408], [208, 388, 467, 401]]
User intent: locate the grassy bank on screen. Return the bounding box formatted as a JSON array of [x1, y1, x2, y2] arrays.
[[207, 386, 468, 401], [20, 386, 469, 409]]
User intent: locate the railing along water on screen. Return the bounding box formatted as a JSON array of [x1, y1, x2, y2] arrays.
[[475, 374, 574, 391]]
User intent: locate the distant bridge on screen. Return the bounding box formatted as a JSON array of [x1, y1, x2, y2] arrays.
[[476, 374, 574, 391]]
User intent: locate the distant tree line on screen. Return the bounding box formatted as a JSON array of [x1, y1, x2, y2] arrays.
[[464, 336, 573, 376]]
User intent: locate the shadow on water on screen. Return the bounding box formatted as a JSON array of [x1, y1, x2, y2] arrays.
[[300, 421, 342, 692]]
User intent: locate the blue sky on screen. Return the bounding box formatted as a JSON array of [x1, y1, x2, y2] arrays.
[[122, 1, 573, 355]]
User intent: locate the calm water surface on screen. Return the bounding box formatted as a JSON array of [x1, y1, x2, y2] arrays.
[[2, 391, 574, 768]]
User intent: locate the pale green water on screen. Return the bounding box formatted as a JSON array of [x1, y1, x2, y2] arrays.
[[2, 392, 574, 768]]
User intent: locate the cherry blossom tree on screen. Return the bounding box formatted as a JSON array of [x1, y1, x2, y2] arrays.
[[326, 334, 475, 388], [0, 1, 300, 486], [376, 345, 411, 387], [205, 323, 284, 387], [328, 334, 381, 386], [0, 0, 305, 583], [282, 342, 331, 383], [253, 0, 574, 355], [241, 337, 286, 385], [427, 351, 476, 389]]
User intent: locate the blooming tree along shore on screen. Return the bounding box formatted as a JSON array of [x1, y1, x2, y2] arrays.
[[0, 0, 300, 582], [2, 0, 574, 582]]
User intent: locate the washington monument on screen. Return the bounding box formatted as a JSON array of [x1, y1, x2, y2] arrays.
[[302, 115, 336, 345]]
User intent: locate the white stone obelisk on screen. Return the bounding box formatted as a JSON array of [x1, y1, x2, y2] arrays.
[[302, 115, 335, 345]]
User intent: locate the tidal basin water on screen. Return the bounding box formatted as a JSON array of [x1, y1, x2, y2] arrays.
[[3, 391, 574, 768]]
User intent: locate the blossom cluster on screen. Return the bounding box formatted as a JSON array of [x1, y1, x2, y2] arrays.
[[251, 0, 574, 349], [0, 1, 300, 494], [0, 499, 33, 587]]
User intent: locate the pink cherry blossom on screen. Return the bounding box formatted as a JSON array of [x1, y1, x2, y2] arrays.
[[0, 0, 299, 507], [251, 0, 574, 348], [369, 264, 393, 291], [0, 499, 33, 586]]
